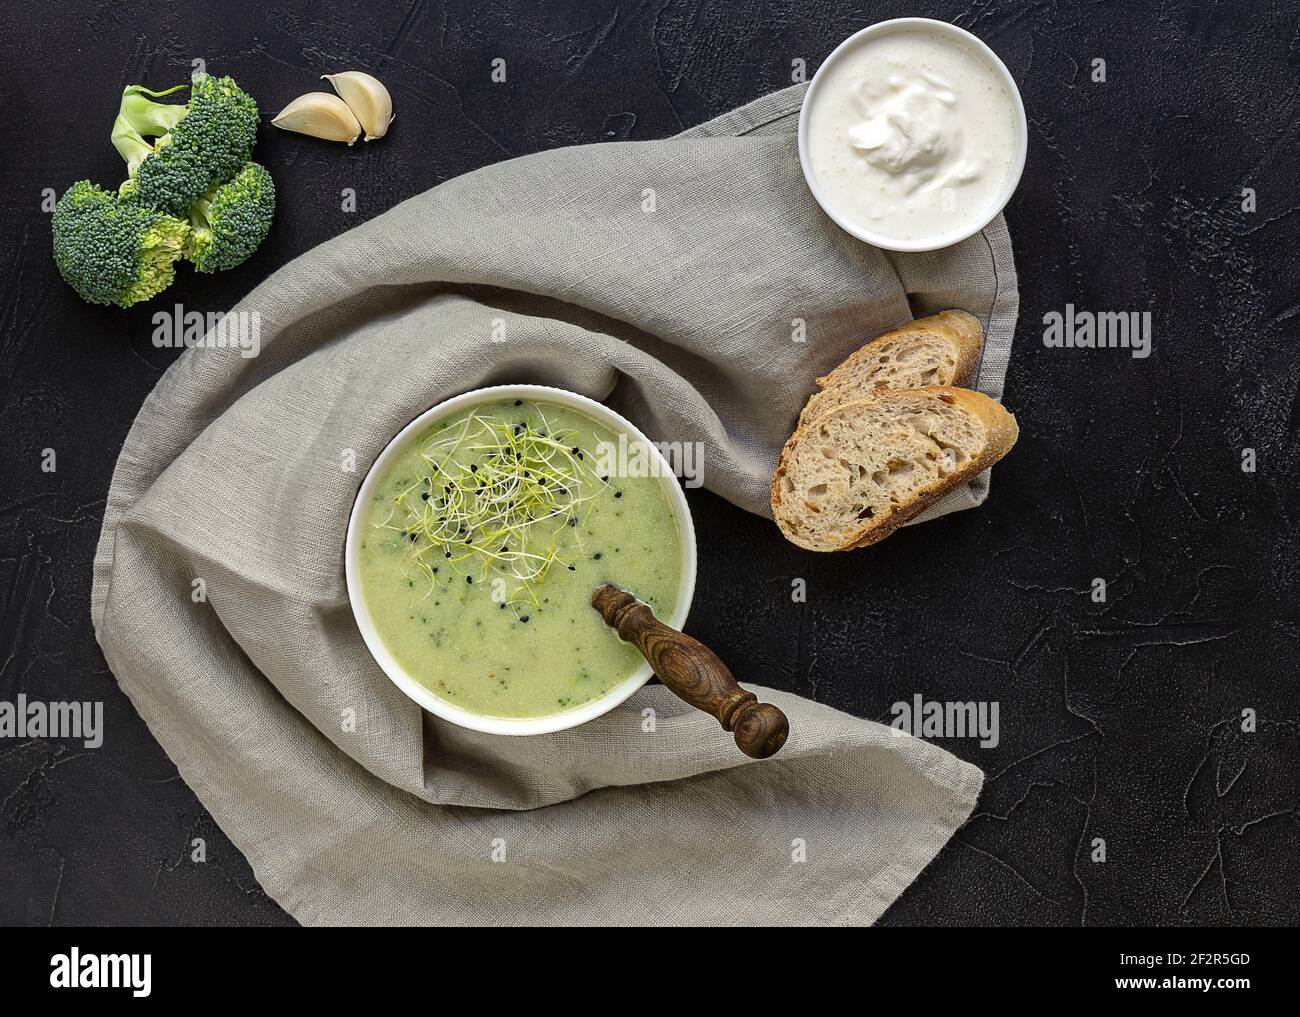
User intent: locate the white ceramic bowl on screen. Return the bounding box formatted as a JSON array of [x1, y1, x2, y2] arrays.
[[345, 384, 697, 736], [797, 17, 1028, 253]]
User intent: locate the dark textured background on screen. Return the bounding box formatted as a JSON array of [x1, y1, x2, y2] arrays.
[[1, 0, 1297, 927]]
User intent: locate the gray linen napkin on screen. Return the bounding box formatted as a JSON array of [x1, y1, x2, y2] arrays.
[[92, 83, 1016, 925]]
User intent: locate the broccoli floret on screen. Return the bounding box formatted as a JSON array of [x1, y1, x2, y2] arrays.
[[51, 181, 190, 307], [186, 162, 276, 272], [113, 72, 260, 215]]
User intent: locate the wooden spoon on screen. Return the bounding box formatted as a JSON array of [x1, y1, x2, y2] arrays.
[[592, 584, 789, 758]]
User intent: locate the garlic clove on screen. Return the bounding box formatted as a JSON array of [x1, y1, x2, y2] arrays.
[[322, 71, 394, 141], [271, 92, 362, 145]]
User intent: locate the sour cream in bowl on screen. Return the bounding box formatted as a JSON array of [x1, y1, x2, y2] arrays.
[[798, 18, 1027, 252]]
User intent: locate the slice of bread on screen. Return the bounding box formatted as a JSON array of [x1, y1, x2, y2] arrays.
[[798, 310, 984, 427], [771, 387, 1018, 552]]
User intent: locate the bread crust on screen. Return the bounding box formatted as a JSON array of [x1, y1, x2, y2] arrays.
[[771, 386, 1018, 552]]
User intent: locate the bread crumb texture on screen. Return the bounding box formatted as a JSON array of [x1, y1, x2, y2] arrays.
[[772, 387, 1017, 551]]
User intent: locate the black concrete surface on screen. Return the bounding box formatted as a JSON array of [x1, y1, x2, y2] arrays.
[[1, 0, 1297, 926]]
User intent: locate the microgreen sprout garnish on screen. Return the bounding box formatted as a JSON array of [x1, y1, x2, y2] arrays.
[[377, 404, 607, 607]]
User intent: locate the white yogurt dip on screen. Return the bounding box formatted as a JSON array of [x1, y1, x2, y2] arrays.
[[801, 21, 1024, 250]]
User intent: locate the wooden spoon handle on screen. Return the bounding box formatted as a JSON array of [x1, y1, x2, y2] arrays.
[[592, 584, 789, 759]]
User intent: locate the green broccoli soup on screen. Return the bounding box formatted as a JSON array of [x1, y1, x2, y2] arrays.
[[356, 398, 685, 718]]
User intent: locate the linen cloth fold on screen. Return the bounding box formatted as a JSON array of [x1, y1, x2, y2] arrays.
[[92, 83, 1016, 925]]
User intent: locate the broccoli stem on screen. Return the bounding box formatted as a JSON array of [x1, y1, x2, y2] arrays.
[[111, 115, 157, 175], [112, 84, 190, 174], [188, 196, 214, 231], [120, 84, 190, 133]]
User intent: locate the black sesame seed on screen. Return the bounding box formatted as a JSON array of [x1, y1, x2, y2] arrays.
[[614, 491, 623, 499], [568, 518, 576, 527], [421, 492, 429, 500], [520, 616, 529, 623], [466, 576, 473, 584], [567, 565, 576, 571], [470, 464, 478, 473], [513, 400, 522, 406], [593, 552, 603, 560], [600, 475, 609, 482], [409, 533, 417, 542]]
